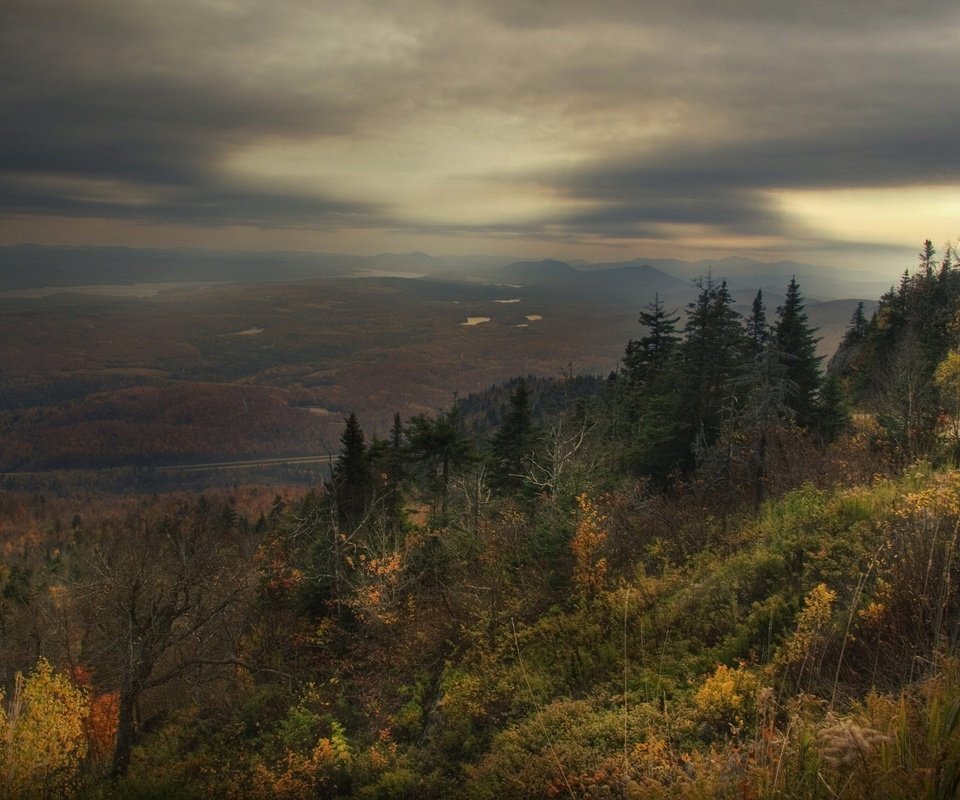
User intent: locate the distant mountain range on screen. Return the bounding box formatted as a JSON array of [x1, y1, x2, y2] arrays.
[[576, 255, 895, 303], [0, 244, 897, 303], [497, 259, 689, 301]]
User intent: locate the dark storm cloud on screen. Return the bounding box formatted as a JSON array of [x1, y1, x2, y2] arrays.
[[0, 178, 381, 227], [0, 0, 390, 226], [1, 0, 958, 247], [554, 191, 784, 239], [542, 110, 960, 237], [476, 0, 960, 32], [487, 0, 960, 240]]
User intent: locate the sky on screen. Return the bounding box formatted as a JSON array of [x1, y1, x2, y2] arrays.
[[2, 0, 959, 274]]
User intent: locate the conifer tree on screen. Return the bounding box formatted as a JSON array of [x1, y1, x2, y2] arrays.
[[386, 411, 406, 507], [847, 301, 867, 343], [622, 294, 679, 386], [816, 371, 850, 444], [630, 277, 748, 479], [617, 295, 680, 445], [390, 411, 404, 452], [919, 238, 937, 277], [835, 241, 957, 449], [693, 331, 797, 512], [746, 289, 769, 356], [489, 378, 539, 498], [366, 412, 406, 531], [405, 405, 474, 521], [774, 278, 822, 428], [373, 412, 406, 492], [827, 301, 869, 377], [333, 412, 371, 530], [679, 278, 749, 450]]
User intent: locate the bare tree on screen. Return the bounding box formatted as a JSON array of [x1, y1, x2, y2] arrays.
[[72, 501, 255, 776], [526, 412, 598, 498]]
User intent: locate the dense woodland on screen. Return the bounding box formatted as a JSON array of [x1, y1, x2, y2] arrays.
[[0, 271, 651, 474], [4, 241, 960, 798]]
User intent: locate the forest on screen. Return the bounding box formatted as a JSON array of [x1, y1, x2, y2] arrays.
[[3, 240, 960, 799]]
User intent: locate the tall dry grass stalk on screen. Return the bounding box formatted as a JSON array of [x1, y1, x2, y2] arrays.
[[510, 618, 577, 800]]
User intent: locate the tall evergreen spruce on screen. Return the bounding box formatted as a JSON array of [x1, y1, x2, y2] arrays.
[[622, 294, 679, 386], [365, 412, 407, 531], [680, 278, 749, 450], [848, 301, 867, 343], [746, 289, 769, 356], [381, 411, 406, 492], [618, 294, 680, 448], [919, 238, 937, 277], [830, 241, 960, 457], [632, 277, 748, 479], [405, 405, 474, 521], [390, 411, 404, 452], [489, 378, 538, 498], [774, 278, 822, 428], [827, 301, 869, 377], [334, 412, 371, 530], [816, 371, 850, 443]]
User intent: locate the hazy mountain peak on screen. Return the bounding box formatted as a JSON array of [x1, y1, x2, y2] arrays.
[[499, 259, 580, 284]]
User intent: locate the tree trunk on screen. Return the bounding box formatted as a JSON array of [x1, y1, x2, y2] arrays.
[[441, 452, 449, 519], [754, 428, 767, 510], [111, 683, 139, 777]]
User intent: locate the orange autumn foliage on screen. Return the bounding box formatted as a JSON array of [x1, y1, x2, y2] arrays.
[[572, 493, 608, 597]]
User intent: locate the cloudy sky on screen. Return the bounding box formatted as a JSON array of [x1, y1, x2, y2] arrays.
[[2, 0, 958, 272]]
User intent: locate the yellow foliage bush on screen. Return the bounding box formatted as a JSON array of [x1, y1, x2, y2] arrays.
[[0, 658, 89, 800], [572, 493, 608, 597], [775, 582, 837, 673], [693, 663, 762, 737], [248, 720, 351, 800]]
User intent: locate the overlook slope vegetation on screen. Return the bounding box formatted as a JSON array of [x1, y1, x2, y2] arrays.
[[2, 241, 960, 798]]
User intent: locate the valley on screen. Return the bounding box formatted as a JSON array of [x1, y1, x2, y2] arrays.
[[0, 249, 878, 480]]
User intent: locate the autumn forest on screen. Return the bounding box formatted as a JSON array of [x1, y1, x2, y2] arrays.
[[2, 241, 960, 798]]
